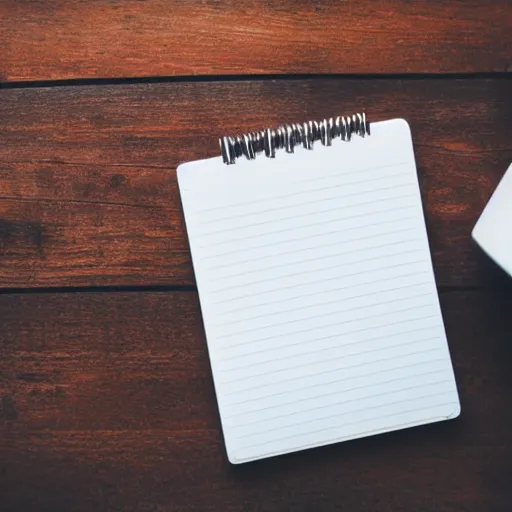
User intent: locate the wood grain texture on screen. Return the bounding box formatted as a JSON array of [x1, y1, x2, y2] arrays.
[[1, 0, 512, 81], [1, 78, 511, 288], [1, 289, 512, 511]]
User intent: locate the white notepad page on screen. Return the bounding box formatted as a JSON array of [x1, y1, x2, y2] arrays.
[[177, 118, 460, 464]]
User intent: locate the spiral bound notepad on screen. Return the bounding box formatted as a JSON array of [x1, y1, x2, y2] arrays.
[[177, 116, 460, 464]]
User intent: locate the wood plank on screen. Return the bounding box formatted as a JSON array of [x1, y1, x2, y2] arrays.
[[1, 78, 511, 288], [1, 0, 512, 81], [1, 289, 512, 511]]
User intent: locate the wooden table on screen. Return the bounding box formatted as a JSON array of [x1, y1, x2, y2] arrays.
[[1, 2, 512, 510]]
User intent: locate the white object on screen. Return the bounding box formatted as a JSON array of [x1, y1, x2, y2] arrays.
[[472, 162, 512, 277], [177, 118, 460, 464]]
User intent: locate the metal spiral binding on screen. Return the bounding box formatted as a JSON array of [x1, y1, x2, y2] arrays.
[[220, 112, 369, 165]]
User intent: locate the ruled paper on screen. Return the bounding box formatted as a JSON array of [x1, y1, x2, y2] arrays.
[[177, 119, 460, 464]]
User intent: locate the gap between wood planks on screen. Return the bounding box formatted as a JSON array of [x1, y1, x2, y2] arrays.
[[0, 284, 508, 295], [1, 71, 511, 90]]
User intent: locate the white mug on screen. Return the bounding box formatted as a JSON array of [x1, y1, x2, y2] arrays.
[[472, 162, 512, 277]]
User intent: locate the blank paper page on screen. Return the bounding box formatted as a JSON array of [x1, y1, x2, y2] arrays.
[[177, 119, 460, 464]]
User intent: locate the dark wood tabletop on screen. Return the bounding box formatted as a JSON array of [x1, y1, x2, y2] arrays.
[[1, 2, 512, 511]]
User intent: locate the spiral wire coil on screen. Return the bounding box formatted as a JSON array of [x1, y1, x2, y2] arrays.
[[220, 112, 369, 165]]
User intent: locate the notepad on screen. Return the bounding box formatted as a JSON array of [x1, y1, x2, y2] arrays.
[[177, 118, 460, 464]]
